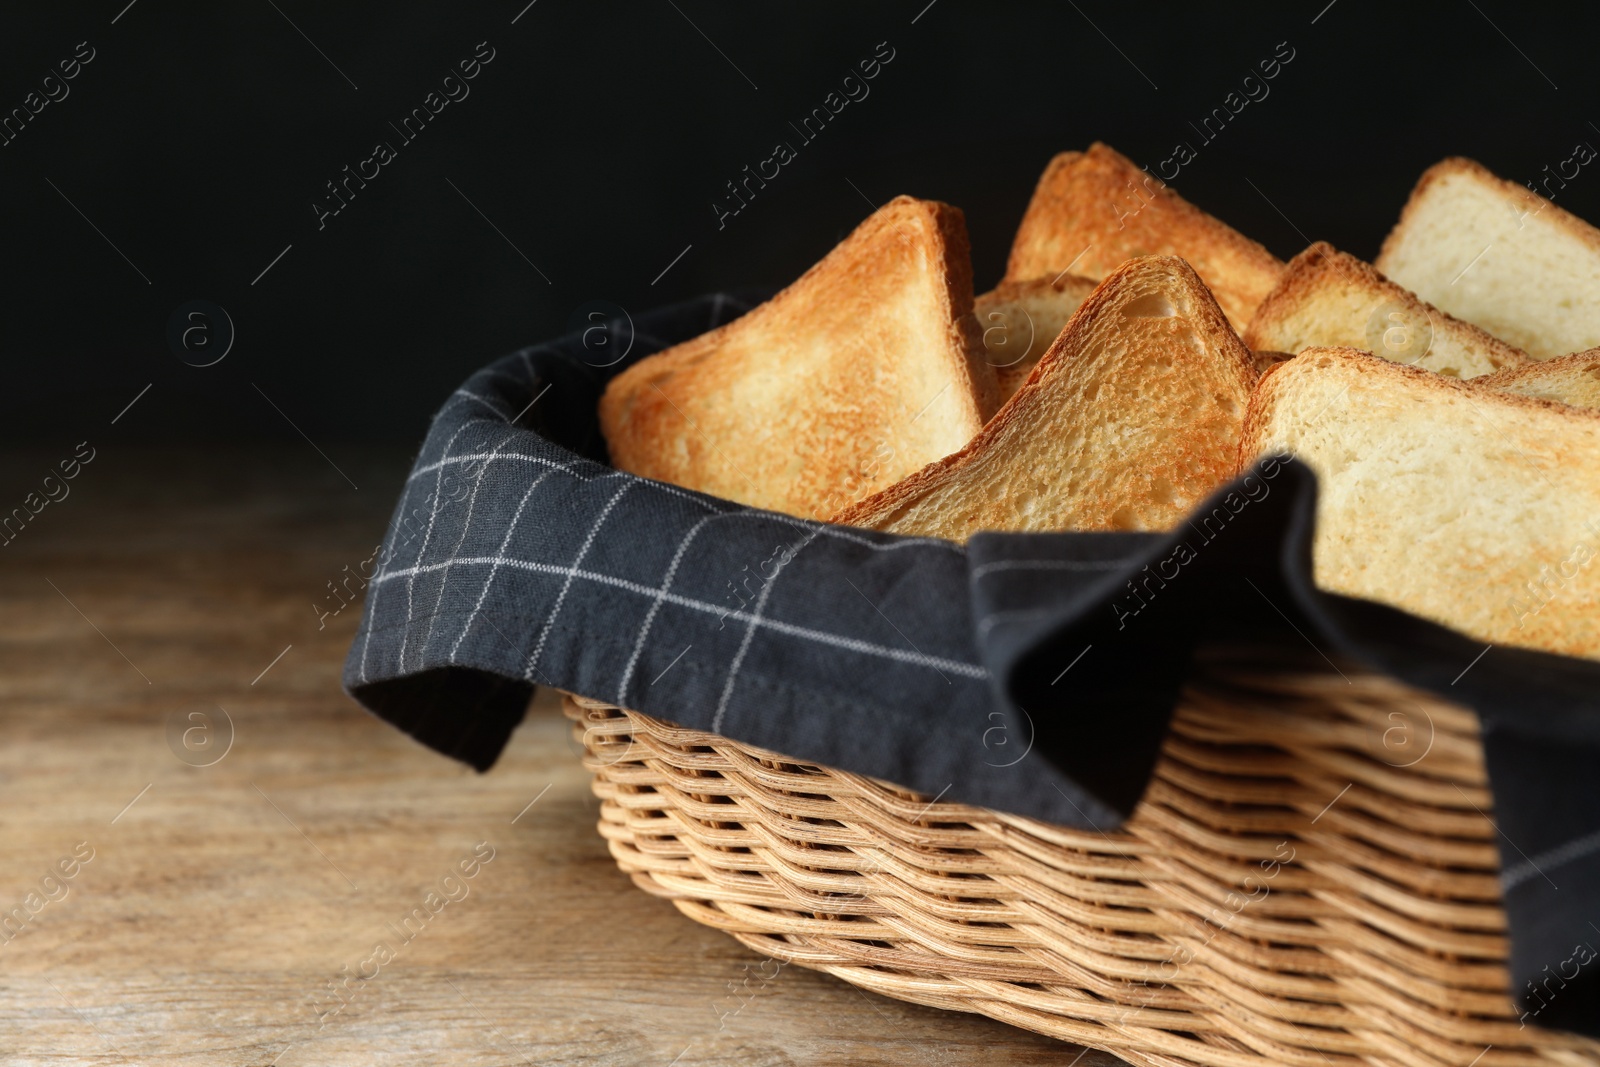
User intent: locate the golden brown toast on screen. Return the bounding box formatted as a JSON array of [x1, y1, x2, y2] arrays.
[[973, 274, 1097, 403], [1477, 346, 1600, 410], [1003, 143, 1284, 331], [1376, 156, 1600, 359], [600, 196, 998, 519], [832, 255, 1258, 538], [1238, 346, 1600, 660], [1244, 241, 1529, 378]]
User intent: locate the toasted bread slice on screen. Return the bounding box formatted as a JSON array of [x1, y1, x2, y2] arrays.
[[600, 196, 998, 519], [1477, 347, 1600, 410], [1239, 347, 1600, 660], [1244, 242, 1529, 378], [974, 274, 1098, 403], [1376, 157, 1600, 359], [1004, 143, 1284, 331], [832, 256, 1258, 539]]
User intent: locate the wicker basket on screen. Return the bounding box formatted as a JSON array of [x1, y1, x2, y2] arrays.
[[563, 649, 1600, 1066]]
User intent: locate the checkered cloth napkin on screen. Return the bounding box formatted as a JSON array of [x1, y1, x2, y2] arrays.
[[346, 293, 1600, 1036]]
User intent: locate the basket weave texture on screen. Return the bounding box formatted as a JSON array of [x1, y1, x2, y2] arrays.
[[564, 653, 1600, 1066]]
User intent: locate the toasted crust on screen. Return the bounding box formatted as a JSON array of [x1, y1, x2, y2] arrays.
[[832, 255, 1258, 538], [1238, 346, 1600, 660], [600, 196, 998, 520], [1003, 143, 1284, 331], [1476, 346, 1600, 410], [1244, 241, 1530, 377], [973, 274, 1098, 403]]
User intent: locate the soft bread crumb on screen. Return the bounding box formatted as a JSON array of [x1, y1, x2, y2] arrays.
[[1377, 157, 1600, 359], [1240, 346, 1600, 660]]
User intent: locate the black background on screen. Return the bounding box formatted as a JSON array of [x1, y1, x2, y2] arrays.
[[2, 1, 1597, 446]]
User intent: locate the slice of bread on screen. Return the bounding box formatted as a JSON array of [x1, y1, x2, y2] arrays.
[[600, 196, 998, 520], [1376, 157, 1600, 360], [1244, 242, 1529, 378], [1239, 346, 1600, 660], [1477, 347, 1600, 410], [974, 274, 1098, 403], [832, 256, 1258, 539], [1003, 143, 1284, 331]]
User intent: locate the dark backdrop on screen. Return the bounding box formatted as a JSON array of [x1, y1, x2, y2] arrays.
[[3, 1, 1597, 446]]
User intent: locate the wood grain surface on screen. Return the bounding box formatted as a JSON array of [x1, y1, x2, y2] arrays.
[[0, 446, 1121, 1066]]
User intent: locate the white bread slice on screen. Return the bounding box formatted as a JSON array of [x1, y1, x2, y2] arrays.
[[600, 196, 998, 520], [1239, 347, 1600, 660], [1376, 157, 1600, 359], [832, 256, 1257, 538], [1244, 242, 1529, 378], [1477, 347, 1600, 410], [1004, 143, 1284, 331], [974, 274, 1097, 403]]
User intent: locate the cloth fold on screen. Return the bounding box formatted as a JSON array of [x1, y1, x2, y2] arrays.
[[345, 293, 1600, 1038]]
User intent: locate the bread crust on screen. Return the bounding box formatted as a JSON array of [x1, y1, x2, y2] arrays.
[[833, 255, 1258, 535], [1004, 143, 1283, 330], [1244, 241, 1530, 374], [600, 196, 998, 519]]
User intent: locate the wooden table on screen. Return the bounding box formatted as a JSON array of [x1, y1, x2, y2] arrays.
[[0, 446, 1121, 1066]]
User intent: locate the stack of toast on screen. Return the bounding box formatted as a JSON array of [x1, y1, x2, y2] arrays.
[[599, 145, 1600, 661]]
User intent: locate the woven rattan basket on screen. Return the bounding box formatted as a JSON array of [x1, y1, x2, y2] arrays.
[[563, 649, 1600, 1066]]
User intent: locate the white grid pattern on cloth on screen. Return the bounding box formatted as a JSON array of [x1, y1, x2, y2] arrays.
[[368, 405, 987, 695], [359, 439, 580, 680], [396, 423, 477, 674], [358, 293, 985, 697], [370, 555, 986, 678], [405, 450, 962, 557], [358, 421, 473, 683], [521, 477, 635, 682], [406, 449, 575, 484], [709, 525, 813, 735], [971, 559, 1129, 579], [448, 465, 562, 664], [358, 292, 989, 701], [613, 510, 722, 704], [360, 294, 752, 682], [417, 427, 522, 663], [447, 387, 513, 421]]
